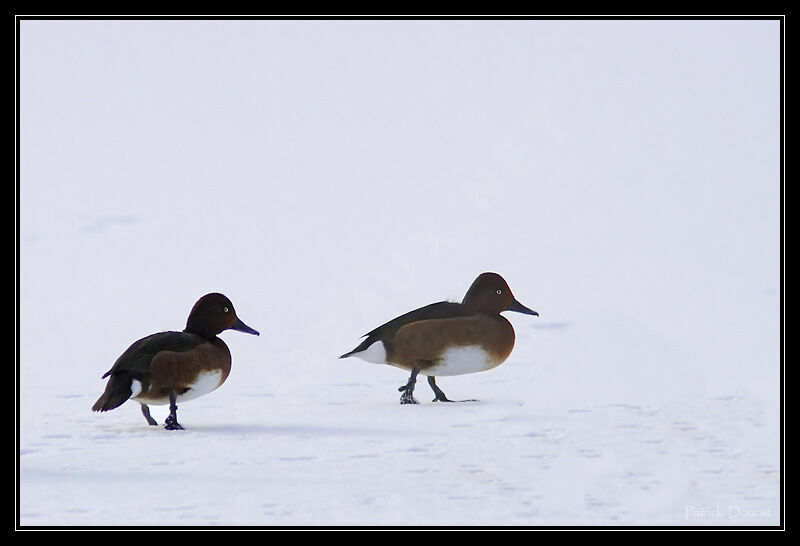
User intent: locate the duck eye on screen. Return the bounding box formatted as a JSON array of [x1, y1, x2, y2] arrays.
[[496, 289, 502, 295], [223, 307, 229, 313]]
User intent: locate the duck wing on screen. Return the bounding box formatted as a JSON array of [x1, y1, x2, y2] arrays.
[[100, 331, 206, 379], [341, 301, 475, 358]]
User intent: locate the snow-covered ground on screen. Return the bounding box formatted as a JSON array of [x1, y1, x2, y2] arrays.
[[18, 19, 781, 526]]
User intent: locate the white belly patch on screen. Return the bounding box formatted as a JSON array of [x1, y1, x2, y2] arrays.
[[133, 370, 224, 406], [424, 345, 498, 377]]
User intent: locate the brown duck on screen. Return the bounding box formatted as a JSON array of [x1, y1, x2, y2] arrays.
[[92, 293, 259, 429], [340, 273, 538, 404]]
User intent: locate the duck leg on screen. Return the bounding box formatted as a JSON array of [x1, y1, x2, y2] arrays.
[[163, 391, 184, 430], [427, 376, 477, 403], [398, 367, 420, 405], [428, 376, 452, 402], [140, 403, 158, 426]]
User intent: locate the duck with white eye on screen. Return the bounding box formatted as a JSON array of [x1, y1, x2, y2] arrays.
[[340, 272, 538, 404]]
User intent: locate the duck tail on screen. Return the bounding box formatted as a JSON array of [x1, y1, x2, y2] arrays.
[[339, 337, 387, 364], [92, 373, 134, 412], [339, 336, 376, 359]]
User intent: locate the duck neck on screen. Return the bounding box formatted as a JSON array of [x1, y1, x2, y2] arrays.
[[183, 322, 221, 340]]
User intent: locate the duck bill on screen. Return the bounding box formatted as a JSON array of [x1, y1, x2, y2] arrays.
[[231, 317, 260, 336], [507, 298, 539, 316]]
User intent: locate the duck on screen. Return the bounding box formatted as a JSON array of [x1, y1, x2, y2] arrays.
[[340, 273, 537, 404], [92, 293, 259, 429]]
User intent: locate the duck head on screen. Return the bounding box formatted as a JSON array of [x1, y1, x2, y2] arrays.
[[184, 293, 260, 338], [462, 273, 538, 317]]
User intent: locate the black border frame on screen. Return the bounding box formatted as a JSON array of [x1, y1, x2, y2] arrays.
[[13, 13, 786, 532]]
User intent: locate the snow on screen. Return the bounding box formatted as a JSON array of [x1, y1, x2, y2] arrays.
[[18, 19, 781, 526]]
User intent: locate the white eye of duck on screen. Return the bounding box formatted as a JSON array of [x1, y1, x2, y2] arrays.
[[496, 289, 502, 295], [223, 307, 229, 313]]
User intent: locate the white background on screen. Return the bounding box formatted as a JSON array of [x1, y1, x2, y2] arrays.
[[19, 19, 781, 526]]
